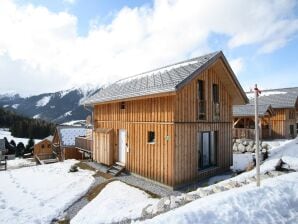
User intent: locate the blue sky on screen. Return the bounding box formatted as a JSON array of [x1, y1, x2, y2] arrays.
[[1, 0, 298, 95]]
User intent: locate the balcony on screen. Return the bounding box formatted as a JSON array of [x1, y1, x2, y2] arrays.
[[75, 136, 92, 154]]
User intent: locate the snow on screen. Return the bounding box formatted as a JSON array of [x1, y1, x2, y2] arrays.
[[7, 158, 36, 170], [60, 89, 72, 98], [116, 60, 198, 85], [0, 160, 94, 224], [64, 111, 72, 116], [36, 95, 51, 107], [60, 128, 86, 146], [0, 128, 41, 145], [11, 104, 19, 109], [62, 120, 85, 126], [33, 114, 41, 119], [71, 181, 159, 224], [247, 91, 287, 99], [231, 153, 254, 172], [3, 104, 9, 108], [143, 172, 298, 224]]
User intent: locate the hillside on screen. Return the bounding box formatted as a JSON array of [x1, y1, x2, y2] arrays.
[[0, 85, 100, 124], [0, 107, 55, 139]]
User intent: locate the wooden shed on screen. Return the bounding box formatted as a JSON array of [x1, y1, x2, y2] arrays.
[[83, 51, 248, 188]]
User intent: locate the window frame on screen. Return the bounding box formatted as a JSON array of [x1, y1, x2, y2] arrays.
[[147, 131, 155, 144], [197, 80, 206, 120]]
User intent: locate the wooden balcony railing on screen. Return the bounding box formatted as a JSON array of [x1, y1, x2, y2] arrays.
[[233, 128, 256, 140], [75, 136, 92, 153]]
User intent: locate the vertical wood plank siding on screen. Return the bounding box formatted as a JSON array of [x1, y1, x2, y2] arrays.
[[271, 108, 297, 139], [174, 66, 233, 186], [94, 96, 175, 186], [93, 63, 235, 187]]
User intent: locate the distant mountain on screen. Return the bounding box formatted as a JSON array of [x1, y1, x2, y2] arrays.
[[0, 85, 101, 124]]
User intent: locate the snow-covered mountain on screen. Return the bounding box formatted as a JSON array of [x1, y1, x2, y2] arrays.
[[0, 85, 100, 124]]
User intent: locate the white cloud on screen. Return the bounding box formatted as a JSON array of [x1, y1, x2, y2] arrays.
[[0, 0, 297, 95], [229, 58, 244, 75], [63, 0, 76, 5]]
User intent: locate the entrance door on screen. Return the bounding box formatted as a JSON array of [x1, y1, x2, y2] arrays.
[[118, 129, 126, 164], [198, 131, 217, 169]]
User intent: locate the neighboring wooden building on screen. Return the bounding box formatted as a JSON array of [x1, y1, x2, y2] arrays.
[[233, 87, 298, 139], [233, 104, 274, 139], [52, 126, 87, 160], [84, 51, 248, 188], [34, 136, 53, 156]]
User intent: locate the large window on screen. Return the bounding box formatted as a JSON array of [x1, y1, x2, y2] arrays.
[[197, 80, 206, 120], [289, 125, 294, 137], [198, 131, 217, 169], [212, 84, 220, 121]]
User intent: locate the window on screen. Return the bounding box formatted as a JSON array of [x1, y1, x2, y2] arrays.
[[148, 131, 155, 144], [198, 131, 217, 169], [289, 125, 294, 137], [48, 144, 51, 148], [289, 110, 295, 119], [212, 84, 220, 121], [41, 144, 44, 149], [120, 102, 126, 110], [197, 80, 206, 120]]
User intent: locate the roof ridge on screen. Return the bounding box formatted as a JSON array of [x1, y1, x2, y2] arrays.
[[245, 86, 298, 93], [115, 51, 220, 84]]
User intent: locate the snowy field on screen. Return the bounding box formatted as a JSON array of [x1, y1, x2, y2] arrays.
[[0, 128, 41, 145], [71, 181, 159, 224], [0, 160, 94, 224], [7, 158, 36, 170]]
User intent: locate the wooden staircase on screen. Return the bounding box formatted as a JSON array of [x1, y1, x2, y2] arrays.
[[107, 163, 125, 176]]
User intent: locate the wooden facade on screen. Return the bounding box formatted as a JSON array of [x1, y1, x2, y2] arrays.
[[92, 57, 247, 188], [271, 108, 297, 139], [34, 139, 52, 156], [52, 128, 84, 161]]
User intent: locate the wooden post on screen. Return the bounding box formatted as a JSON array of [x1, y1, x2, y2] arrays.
[[254, 84, 261, 187]]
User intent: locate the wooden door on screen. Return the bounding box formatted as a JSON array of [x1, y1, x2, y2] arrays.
[[118, 129, 126, 164]]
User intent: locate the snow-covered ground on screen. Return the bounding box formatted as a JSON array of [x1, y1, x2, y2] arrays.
[[143, 172, 298, 224], [231, 153, 253, 172], [7, 158, 36, 170], [70, 138, 298, 223], [71, 181, 159, 224], [0, 160, 94, 224], [0, 128, 41, 145]]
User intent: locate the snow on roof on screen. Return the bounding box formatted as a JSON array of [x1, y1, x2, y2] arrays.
[[246, 91, 287, 100], [59, 127, 86, 146], [36, 96, 51, 107]]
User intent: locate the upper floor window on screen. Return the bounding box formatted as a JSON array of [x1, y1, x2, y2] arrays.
[[197, 80, 206, 120], [212, 84, 220, 121], [120, 102, 126, 110], [148, 131, 155, 144]]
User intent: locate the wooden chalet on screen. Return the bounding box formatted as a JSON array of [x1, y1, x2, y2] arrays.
[[233, 87, 298, 139], [52, 126, 87, 160], [83, 51, 248, 188], [233, 104, 274, 139], [34, 136, 53, 156]]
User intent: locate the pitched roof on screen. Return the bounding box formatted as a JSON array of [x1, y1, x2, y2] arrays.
[[233, 87, 298, 117], [0, 139, 5, 151], [233, 104, 273, 117], [56, 126, 87, 147], [83, 51, 248, 105], [247, 87, 298, 109]]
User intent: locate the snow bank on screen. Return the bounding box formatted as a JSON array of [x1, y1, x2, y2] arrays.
[[0, 160, 94, 224], [71, 181, 159, 224], [143, 172, 298, 224], [231, 153, 253, 172]]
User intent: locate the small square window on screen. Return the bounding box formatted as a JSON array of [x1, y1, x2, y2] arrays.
[[120, 102, 126, 110], [48, 144, 51, 148], [148, 131, 155, 144], [41, 144, 44, 149]]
